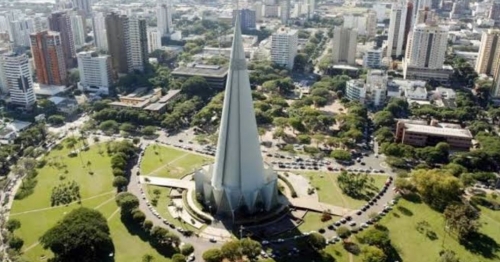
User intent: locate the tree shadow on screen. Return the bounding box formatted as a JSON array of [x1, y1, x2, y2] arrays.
[[401, 193, 422, 203], [119, 215, 178, 258], [460, 232, 500, 259], [397, 206, 413, 216], [426, 231, 438, 241]]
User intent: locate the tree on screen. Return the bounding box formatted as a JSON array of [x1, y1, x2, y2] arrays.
[[221, 240, 242, 261], [239, 238, 261, 259], [395, 177, 414, 192], [331, 150, 351, 161], [180, 244, 194, 256], [356, 228, 390, 250], [39, 207, 113, 261], [412, 169, 463, 211], [440, 250, 460, 262], [8, 235, 24, 250], [373, 111, 395, 128], [336, 226, 351, 239], [203, 248, 223, 262], [289, 117, 306, 133], [132, 209, 146, 224], [374, 127, 394, 144], [172, 253, 186, 262], [99, 120, 119, 133], [143, 220, 153, 231], [142, 254, 155, 262], [112, 176, 129, 188], [120, 123, 136, 133], [294, 53, 308, 71], [444, 203, 480, 240], [142, 126, 157, 136], [361, 246, 387, 262], [181, 76, 213, 100], [308, 232, 327, 250], [115, 192, 140, 215], [6, 219, 21, 232], [47, 115, 65, 125]]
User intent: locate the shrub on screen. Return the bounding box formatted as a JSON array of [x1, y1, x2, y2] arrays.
[[171, 253, 186, 262], [321, 212, 332, 222], [180, 244, 194, 255], [6, 219, 21, 232], [8, 236, 24, 250]]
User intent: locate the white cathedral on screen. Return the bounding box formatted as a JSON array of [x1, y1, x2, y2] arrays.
[[194, 14, 279, 219]]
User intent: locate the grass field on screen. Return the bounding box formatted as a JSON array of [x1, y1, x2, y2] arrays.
[[375, 198, 500, 262], [10, 141, 170, 262], [140, 145, 211, 178], [300, 172, 388, 209]]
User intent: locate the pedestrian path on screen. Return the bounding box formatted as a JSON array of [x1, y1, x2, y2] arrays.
[[140, 176, 193, 189]]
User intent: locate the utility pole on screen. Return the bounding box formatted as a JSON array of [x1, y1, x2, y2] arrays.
[[239, 225, 244, 239]]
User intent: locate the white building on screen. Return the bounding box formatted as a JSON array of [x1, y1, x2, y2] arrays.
[[363, 49, 383, 68], [0, 52, 36, 108], [346, 79, 367, 103], [71, 0, 92, 16], [33, 15, 49, 32], [9, 18, 35, 47], [372, 3, 388, 22], [157, 1, 173, 37], [386, 1, 408, 58], [332, 26, 357, 65], [70, 13, 86, 48], [194, 15, 278, 219], [271, 27, 297, 69], [405, 22, 448, 70], [147, 28, 161, 53], [253, 2, 263, 21], [126, 17, 148, 73], [92, 12, 108, 52], [77, 51, 112, 95], [343, 14, 367, 35], [264, 5, 280, 17], [366, 10, 377, 37], [281, 0, 291, 25], [307, 0, 316, 19]]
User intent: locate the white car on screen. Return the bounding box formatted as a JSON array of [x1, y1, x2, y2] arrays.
[[349, 221, 356, 227], [261, 240, 269, 245]]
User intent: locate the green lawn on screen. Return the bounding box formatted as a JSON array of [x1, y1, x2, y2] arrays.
[[300, 172, 388, 209], [10, 142, 171, 262], [140, 145, 211, 178], [375, 198, 500, 262], [297, 212, 331, 233]]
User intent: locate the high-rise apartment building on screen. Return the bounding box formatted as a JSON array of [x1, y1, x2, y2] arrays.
[[343, 14, 367, 35], [157, 1, 173, 37], [270, 27, 297, 69], [387, 1, 409, 58], [71, 0, 92, 16], [415, 8, 436, 24], [106, 13, 128, 73], [49, 11, 76, 68], [332, 26, 357, 65], [30, 31, 67, 86], [476, 29, 500, 97], [126, 16, 148, 72], [147, 28, 161, 53], [92, 12, 108, 51], [366, 10, 377, 37], [105, 13, 148, 73], [253, 2, 263, 21], [489, 1, 500, 25], [476, 29, 500, 75], [281, 0, 291, 25], [405, 21, 448, 69], [77, 51, 112, 95], [233, 9, 256, 31], [70, 13, 86, 48], [0, 52, 36, 108], [9, 18, 36, 47], [363, 49, 383, 68]]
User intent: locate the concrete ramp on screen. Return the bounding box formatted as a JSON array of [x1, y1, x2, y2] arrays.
[[140, 176, 194, 189]]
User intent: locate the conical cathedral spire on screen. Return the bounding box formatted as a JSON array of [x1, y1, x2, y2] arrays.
[[194, 12, 278, 218]]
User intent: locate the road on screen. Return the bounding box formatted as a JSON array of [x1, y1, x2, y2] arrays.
[[1, 116, 398, 261]]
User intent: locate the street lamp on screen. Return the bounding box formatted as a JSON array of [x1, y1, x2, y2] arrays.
[[239, 225, 244, 239]]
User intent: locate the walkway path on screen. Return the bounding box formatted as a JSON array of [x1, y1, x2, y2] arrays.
[[145, 152, 189, 176], [140, 176, 193, 190], [9, 191, 115, 216]]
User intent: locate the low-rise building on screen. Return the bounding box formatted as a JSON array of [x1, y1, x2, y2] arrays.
[[172, 64, 228, 89], [363, 49, 383, 68], [109, 88, 181, 113], [0, 120, 32, 144], [48, 96, 79, 115], [395, 119, 472, 150]]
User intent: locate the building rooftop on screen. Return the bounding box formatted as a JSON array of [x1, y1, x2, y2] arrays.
[[403, 121, 472, 139], [172, 64, 229, 78], [158, 89, 181, 103]]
